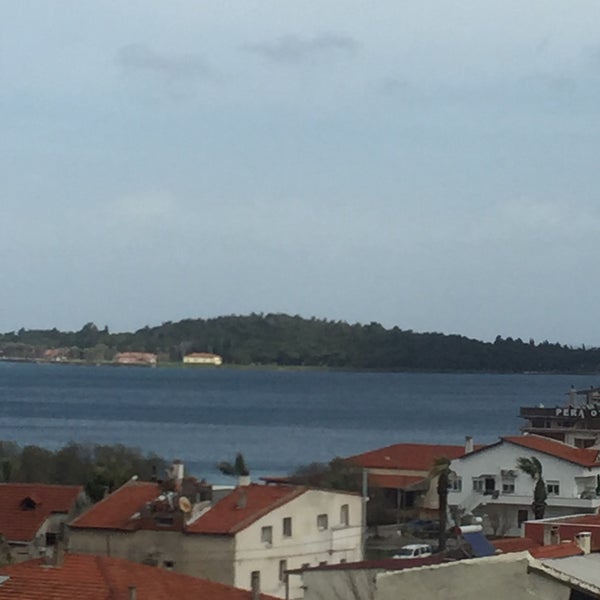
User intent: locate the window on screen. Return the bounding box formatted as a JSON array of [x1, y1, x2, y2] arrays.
[[250, 571, 260, 591], [547, 481, 560, 496], [317, 514, 328, 530], [502, 482, 515, 494], [261, 526, 273, 545], [340, 558, 347, 564], [163, 560, 174, 571], [279, 559, 287, 582], [449, 477, 462, 492], [283, 517, 292, 537], [472, 478, 484, 493], [319, 561, 327, 566], [517, 509, 529, 527], [340, 504, 349, 526]]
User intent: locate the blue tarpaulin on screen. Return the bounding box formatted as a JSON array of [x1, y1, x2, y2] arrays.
[[463, 531, 496, 557]]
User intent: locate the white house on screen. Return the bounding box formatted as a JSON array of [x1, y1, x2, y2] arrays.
[[183, 352, 223, 366], [449, 435, 600, 537], [70, 480, 363, 599]]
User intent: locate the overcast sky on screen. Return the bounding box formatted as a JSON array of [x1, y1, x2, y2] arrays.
[[3, 1, 600, 345]]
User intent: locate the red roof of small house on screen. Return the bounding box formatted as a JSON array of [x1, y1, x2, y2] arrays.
[[0, 554, 278, 599], [188, 484, 307, 535], [529, 541, 584, 559], [502, 436, 600, 467], [69, 481, 160, 531], [493, 537, 540, 554], [346, 443, 468, 471], [0, 484, 83, 543]]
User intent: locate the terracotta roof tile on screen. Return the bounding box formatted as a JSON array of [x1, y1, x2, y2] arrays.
[[529, 541, 583, 559], [188, 484, 307, 535], [69, 481, 160, 531], [346, 443, 467, 471], [0, 554, 278, 599], [493, 537, 540, 553], [0, 484, 82, 543], [502, 436, 600, 467]]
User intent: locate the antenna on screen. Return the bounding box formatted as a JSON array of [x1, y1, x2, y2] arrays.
[[178, 496, 192, 513]]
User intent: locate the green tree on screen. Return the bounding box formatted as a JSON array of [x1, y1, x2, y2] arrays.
[[217, 452, 250, 477], [517, 456, 547, 520]]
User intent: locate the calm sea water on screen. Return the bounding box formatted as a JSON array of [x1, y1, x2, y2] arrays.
[[0, 362, 597, 482]]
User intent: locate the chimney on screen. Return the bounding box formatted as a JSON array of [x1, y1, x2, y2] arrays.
[[129, 586, 137, 600], [575, 531, 592, 555], [251, 571, 260, 600], [53, 538, 65, 567], [238, 475, 251, 487], [464, 436, 474, 454], [236, 489, 247, 509]]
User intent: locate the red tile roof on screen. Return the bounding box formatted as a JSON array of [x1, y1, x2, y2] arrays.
[[492, 537, 540, 554], [346, 443, 467, 471], [0, 554, 278, 599], [188, 484, 307, 535], [70, 481, 160, 531], [529, 541, 583, 559], [502, 436, 600, 467], [0, 484, 83, 543]]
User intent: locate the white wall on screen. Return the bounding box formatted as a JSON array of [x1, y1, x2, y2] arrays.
[[448, 440, 600, 536], [234, 490, 363, 599]]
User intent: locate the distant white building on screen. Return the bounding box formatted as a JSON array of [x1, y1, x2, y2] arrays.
[[183, 352, 223, 366], [449, 435, 600, 537]]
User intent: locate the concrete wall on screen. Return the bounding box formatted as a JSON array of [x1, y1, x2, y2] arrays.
[[374, 555, 570, 600], [69, 528, 235, 584], [301, 568, 379, 600], [234, 490, 363, 599]]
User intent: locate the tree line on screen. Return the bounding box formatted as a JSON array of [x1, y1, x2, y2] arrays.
[[1, 313, 599, 372], [0, 441, 166, 502]]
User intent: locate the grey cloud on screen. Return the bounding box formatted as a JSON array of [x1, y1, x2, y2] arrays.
[[116, 44, 211, 80], [244, 33, 359, 64]]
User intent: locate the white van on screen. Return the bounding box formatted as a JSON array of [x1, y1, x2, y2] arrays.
[[393, 544, 433, 559]]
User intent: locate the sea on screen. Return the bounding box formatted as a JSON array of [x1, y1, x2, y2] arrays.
[[0, 362, 598, 483]]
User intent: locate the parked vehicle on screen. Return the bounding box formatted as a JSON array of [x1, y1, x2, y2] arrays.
[[393, 543, 433, 559]]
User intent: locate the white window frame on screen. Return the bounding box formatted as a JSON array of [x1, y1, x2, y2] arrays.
[[547, 481, 560, 496]]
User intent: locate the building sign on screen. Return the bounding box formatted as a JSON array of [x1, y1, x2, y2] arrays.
[[555, 407, 600, 418]]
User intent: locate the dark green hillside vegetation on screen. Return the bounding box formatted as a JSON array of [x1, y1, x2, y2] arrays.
[[1, 313, 599, 372]]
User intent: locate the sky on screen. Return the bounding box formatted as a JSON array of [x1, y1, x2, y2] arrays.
[[2, 1, 600, 346]]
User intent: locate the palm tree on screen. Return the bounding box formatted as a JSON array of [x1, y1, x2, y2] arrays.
[[429, 456, 451, 552], [517, 456, 547, 520], [217, 452, 249, 477]]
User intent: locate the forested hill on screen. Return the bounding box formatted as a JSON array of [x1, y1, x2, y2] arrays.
[[1, 313, 599, 373]]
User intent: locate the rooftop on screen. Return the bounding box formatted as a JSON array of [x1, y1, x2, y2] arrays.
[[502, 435, 600, 467], [0, 483, 83, 543], [346, 442, 468, 472], [0, 554, 278, 599], [69, 481, 160, 531], [188, 484, 307, 535]]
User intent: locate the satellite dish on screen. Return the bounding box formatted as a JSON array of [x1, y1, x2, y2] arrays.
[[178, 496, 192, 513]]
